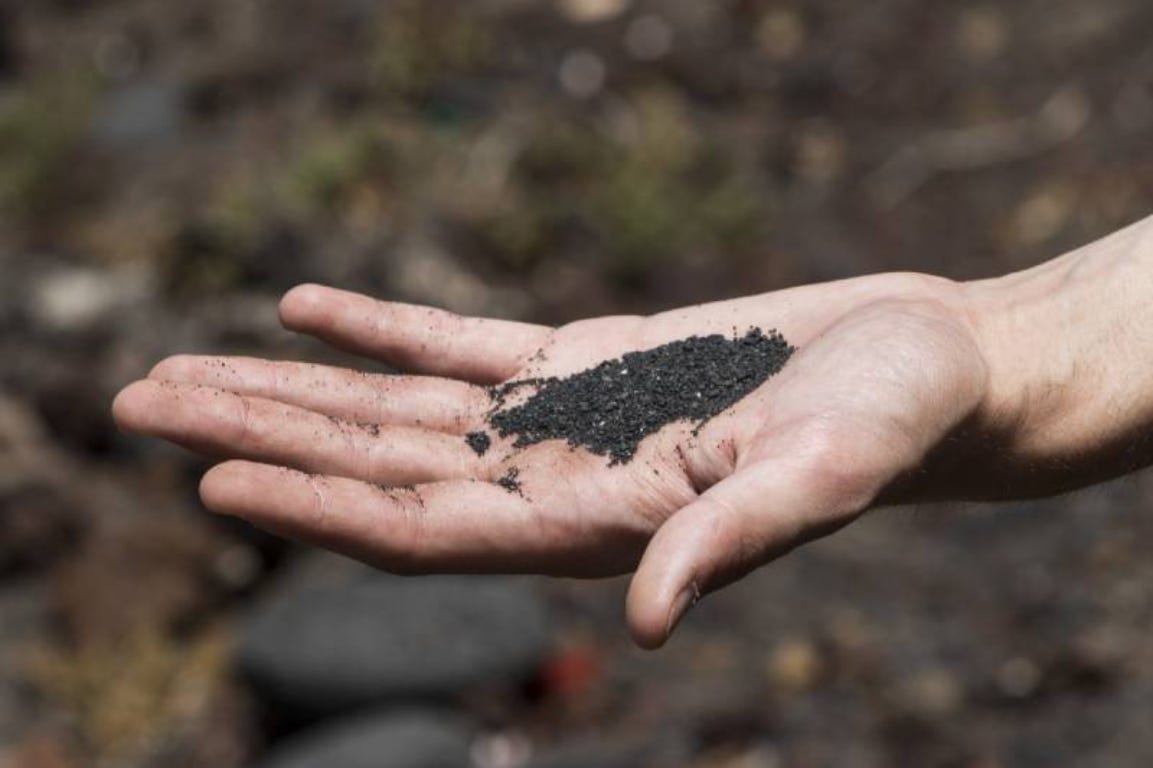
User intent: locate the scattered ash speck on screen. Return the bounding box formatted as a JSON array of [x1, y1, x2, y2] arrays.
[[487, 377, 549, 410], [376, 483, 426, 510], [326, 414, 382, 437], [465, 431, 492, 456], [496, 467, 523, 495]]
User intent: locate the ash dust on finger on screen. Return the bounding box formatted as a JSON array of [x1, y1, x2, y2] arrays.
[[374, 483, 427, 512]]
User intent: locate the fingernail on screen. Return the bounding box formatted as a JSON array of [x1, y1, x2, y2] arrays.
[[666, 581, 701, 639]]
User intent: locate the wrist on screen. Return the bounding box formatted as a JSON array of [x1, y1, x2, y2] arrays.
[[963, 251, 1083, 458], [961, 215, 1153, 492]]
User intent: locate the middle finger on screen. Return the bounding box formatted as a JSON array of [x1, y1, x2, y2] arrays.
[[149, 356, 490, 435], [114, 379, 486, 485]]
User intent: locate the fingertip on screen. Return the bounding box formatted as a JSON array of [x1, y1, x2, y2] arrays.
[[110, 386, 134, 432], [625, 571, 679, 650], [628, 617, 670, 650], [111, 380, 158, 433], [626, 504, 725, 650], [199, 460, 260, 515], [279, 283, 333, 329]]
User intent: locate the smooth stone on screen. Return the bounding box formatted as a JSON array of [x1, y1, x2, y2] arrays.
[[239, 573, 551, 717], [92, 81, 183, 147], [527, 737, 649, 768], [258, 710, 472, 768], [29, 266, 149, 332]]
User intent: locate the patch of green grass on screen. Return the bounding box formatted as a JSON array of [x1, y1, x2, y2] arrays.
[[593, 92, 765, 280], [28, 626, 232, 763], [372, 0, 494, 102], [286, 124, 399, 215], [0, 71, 97, 219], [467, 89, 767, 283]]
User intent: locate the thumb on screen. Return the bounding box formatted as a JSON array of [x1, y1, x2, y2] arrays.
[[626, 456, 869, 649]]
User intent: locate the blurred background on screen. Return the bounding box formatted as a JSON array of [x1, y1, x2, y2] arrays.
[[2, 0, 1153, 766]]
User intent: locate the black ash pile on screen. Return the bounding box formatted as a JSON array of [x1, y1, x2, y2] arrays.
[[485, 328, 795, 465]]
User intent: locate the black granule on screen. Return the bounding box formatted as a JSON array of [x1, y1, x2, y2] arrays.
[[327, 415, 381, 438], [465, 431, 492, 456], [496, 467, 522, 495], [487, 378, 549, 411], [488, 328, 795, 465]]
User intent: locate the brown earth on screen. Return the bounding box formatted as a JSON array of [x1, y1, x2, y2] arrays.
[[1, 1, 1152, 766]]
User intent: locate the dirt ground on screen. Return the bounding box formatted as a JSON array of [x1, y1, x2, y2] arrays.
[[1, 0, 1153, 766]]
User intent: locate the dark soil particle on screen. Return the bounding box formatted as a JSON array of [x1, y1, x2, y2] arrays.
[[496, 467, 523, 495], [465, 431, 492, 457], [325, 415, 382, 437], [487, 328, 795, 465]]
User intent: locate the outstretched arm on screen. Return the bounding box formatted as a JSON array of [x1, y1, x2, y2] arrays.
[[113, 213, 1153, 648]]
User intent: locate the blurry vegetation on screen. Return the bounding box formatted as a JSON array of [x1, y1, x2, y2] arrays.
[[167, 84, 765, 296], [3, 0, 1149, 307], [371, 0, 496, 103], [162, 123, 407, 299], [587, 91, 765, 279], [4, 1, 1153, 765], [0, 70, 97, 219], [1, 2, 771, 304], [136, 0, 769, 295], [285, 124, 403, 216], [468, 90, 766, 284], [162, 222, 248, 299], [27, 626, 233, 763]]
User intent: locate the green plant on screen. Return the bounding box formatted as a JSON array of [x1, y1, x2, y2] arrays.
[[287, 125, 398, 215], [0, 71, 97, 219], [372, 0, 494, 102], [478, 90, 767, 283], [27, 626, 232, 763]]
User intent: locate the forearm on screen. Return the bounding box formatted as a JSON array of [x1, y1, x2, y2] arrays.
[[964, 214, 1153, 496]]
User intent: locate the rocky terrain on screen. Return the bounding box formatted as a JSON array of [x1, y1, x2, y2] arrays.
[[1, 1, 1153, 766]]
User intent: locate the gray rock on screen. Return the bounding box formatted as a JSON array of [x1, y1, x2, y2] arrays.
[[29, 266, 150, 333], [93, 81, 183, 147], [258, 710, 472, 768], [239, 573, 551, 717], [526, 737, 649, 768]]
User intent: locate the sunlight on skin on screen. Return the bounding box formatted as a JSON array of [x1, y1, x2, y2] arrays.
[[113, 211, 1153, 649], [115, 276, 997, 649]]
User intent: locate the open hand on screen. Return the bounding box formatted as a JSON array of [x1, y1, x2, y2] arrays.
[[114, 275, 996, 647]]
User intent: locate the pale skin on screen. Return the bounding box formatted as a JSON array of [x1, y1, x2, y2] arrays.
[[113, 213, 1153, 649]]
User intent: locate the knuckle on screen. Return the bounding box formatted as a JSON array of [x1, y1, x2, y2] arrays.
[[382, 493, 427, 573], [363, 433, 393, 482], [227, 394, 261, 450], [304, 474, 331, 532]]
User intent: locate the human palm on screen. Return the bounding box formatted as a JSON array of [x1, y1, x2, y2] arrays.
[[115, 274, 991, 647]]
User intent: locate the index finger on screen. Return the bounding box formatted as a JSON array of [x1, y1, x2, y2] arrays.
[[279, 285, 552, 384]]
